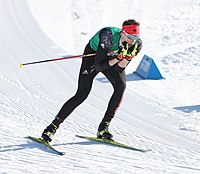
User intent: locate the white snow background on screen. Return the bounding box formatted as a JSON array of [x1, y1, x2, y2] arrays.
[[0, 0, 200, 173]]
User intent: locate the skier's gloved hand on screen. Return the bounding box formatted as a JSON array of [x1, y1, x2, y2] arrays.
[[116, 42, 128, 61], [125, 42, 139, 61]]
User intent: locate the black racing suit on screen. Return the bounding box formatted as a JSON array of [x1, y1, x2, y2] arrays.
[[56, 28, 142, 126]]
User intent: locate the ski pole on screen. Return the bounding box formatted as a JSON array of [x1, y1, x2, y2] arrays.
[[20, 53, 96, 68]]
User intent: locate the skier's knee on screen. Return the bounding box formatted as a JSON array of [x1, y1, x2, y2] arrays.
[[115, 83, 126, 93], [75, 91, 89, 101]]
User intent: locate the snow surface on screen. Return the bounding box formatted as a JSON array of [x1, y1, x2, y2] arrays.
[[0, 0, 200, 173]]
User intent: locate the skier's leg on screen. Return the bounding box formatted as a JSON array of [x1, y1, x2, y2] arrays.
[[42, 44, 97, 141], [42, 66, 98, 141], [98, 68, 126, 139], [57, 67, 98, 122]]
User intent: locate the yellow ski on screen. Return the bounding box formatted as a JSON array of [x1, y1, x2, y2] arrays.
[[76, 135, 151, 152], [27, 136, 65, 155]]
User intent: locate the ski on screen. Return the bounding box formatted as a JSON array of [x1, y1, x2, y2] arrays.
[[76, 135, 151, 152], [27, 136, 65, 155]]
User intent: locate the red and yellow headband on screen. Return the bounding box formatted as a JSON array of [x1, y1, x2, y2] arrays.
[[122, 24, 140, 35]]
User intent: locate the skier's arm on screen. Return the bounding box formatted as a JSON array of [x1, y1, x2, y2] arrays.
[[94, 28, 119, 72]]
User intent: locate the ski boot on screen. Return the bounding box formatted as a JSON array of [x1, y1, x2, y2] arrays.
[[97, 122, 113, 140], [41, 118, 61, 142]]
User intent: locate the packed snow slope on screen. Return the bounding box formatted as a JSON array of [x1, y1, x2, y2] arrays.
[[0, 0, 200, 173]]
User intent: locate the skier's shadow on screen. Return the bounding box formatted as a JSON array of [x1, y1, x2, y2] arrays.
[[0, 138, 58, 155], [56, 140, 101, 146], [0, 143, 30, 153], [0, 141, 47, 153], [55, 139, 119, 150], [96, 73, 143, 83]]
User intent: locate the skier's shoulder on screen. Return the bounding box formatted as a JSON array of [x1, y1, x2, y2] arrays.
[[100, 27, 121, 36]]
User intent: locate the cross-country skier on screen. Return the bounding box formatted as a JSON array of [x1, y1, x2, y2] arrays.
[[41, 19, 142, 142]]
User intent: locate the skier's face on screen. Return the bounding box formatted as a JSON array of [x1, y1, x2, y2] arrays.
[[121, 32, 139, 47]]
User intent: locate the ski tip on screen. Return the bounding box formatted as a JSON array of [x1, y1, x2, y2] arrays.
[[26, 136, 34, 139], [75, 134, 83, 138], [27, 135, 42, 140], [140, 149, 152, 153], [59, 152, 66, 155], [145, 149, 152, 152]]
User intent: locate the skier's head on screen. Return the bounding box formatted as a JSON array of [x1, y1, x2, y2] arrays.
[[122, 19, 140, 36], [121, 19, 140, 45]]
